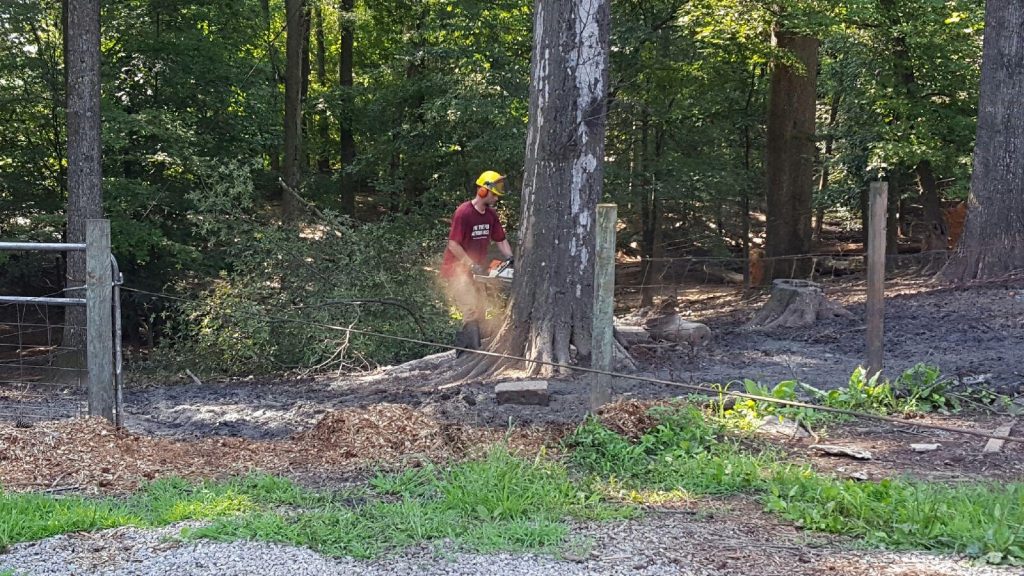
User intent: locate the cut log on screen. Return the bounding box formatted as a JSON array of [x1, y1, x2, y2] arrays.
[[701, 264, 744, 285], [643, 313, 712, 349], [613, 325, 651, 347], [746, 279, 851, 330]]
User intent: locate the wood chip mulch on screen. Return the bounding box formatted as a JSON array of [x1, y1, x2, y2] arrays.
[[596, 399, 673, 439], [0, 404, 567, 494]]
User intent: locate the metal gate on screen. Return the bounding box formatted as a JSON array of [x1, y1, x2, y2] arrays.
[[0, 220, 124, 424]]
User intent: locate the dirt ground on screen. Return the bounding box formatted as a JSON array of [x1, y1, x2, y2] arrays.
[[617, 274, 1024, 393], [2, 277, 1024, 575]]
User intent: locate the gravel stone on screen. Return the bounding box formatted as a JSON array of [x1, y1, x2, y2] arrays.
[[3, 513, 1021, 576]]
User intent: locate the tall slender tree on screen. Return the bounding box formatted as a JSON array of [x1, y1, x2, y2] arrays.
[[282, 0, 304, 219], [338, 0, 356, 215], [314, 4, 330, 173], [765, 25, 818, 276], [942, 0, 1024, 280], [63, 0, 103, 361]]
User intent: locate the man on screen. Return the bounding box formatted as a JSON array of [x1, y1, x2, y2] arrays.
[[441, 170, 514, 354]]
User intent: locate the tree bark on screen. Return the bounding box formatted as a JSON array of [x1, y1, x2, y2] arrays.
[[63, 0, 103, 364], [917, 160, 948, 251], [338, 0, 356, 215], [458, 0, 611, 379], [765, 27, 818, 278], [638, 113, 663, 308], [260, 0, 283, 174], [814, 94, 840, 241], [314, 5, 331, 173], [259, 0, 284, 83], [282, 0, 305, 220], [941, 0, 1024, 280], [746, 279, 850, 330], [887, 172, 901, 255], [300, 1, 312, 170]]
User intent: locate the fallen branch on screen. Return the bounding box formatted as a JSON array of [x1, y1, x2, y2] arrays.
[[184, 369, 203, 387]]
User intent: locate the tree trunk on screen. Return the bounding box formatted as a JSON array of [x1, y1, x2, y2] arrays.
[[282, 0, 304, 219], [300, 1, 312, 170], [887, 172, 901, 255], [742, 64, 758, 288], [765, 27, 818, 278], [638, 113, 662, 308], [917, 160, 948, 251], [314, 5, 330, 173], [338, 0, 356, 216], [62, 0, 103, 366], [814, 94, 840, 242], [459, 0, 611, 379], [941, 0, 1024, 281], [401, 14, 428, 212], [259, 0, 284, 83], [260, 0, 283, 177]]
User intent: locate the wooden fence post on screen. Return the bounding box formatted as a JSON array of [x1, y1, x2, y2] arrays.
[[86, 219, 114, 421], [866, 182, 887, 376], [592, 203, 617, 411]]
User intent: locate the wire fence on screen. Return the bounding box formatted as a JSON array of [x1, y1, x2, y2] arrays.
[[2, 237, 1020, 443], [0, 290, 88, 423], [113, 284, 1024, 444], [0, 229, 123, 424], [615, 249, 955, 297]]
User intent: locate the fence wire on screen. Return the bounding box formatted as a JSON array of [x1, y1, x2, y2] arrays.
[[0, 295, 88, 422], [616, 249, 956, 297], [118, 284, 1024, 445]]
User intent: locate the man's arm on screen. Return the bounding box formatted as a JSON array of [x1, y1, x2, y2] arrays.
[[497, 239, 513, 259], [447, 239, 475, 267]]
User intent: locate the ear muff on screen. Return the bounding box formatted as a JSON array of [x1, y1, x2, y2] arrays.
[[477, 187, 489, 198]]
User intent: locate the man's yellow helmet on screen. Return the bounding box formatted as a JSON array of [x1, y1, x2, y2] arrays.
[[475, 170, 506, 196]]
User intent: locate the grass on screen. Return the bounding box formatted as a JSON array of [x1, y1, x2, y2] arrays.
[[3, 392, 1021, 567], [766, 471, 1024, 564], [0, 476, 262, 551], [189, 448, 635, 558], [566, 404, 1024, 566], [0, 448, 635, 561]]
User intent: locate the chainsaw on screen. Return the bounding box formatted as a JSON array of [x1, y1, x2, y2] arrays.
[[473, 257, 514, 290]]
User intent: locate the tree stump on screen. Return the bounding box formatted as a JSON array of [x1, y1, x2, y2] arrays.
[[746, 279, 850, 329]]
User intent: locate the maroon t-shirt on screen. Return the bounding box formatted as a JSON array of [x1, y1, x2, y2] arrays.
[[441, 201, 506, 278]]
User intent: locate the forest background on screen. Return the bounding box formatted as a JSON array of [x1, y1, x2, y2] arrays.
[[0, 0, 992, 374]]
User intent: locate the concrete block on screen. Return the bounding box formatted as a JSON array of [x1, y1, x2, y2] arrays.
[[495, 380, 550, 406]]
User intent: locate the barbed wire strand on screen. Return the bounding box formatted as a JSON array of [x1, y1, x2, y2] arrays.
[[120, 285, 1024, 445]]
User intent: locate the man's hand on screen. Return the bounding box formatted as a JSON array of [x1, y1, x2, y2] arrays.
[[470, 263, 488, 276], [503, 256, 514, 267]]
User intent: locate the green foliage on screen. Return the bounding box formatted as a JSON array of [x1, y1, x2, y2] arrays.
[[568, 405, 774, 495], [569, 403, 1024, 565], [767, 472, 1024, 565], [158, 214, 455, 375], [714, 379, 838, 430], [798, 364, 958, 415], [800, 367, 899, 414], [892, 363, 960, 413]]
